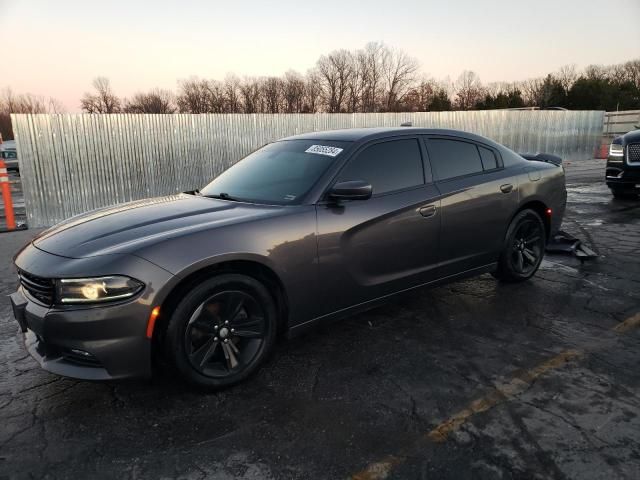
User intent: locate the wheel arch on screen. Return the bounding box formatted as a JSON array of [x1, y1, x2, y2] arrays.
[[511, 199, 551, 240], [151, 257, 289, 356]]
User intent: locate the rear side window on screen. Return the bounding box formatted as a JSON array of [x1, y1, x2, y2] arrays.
[[427, 139, 484, 180], [479, 146, 498, 170], [338, 139, 424, 195]]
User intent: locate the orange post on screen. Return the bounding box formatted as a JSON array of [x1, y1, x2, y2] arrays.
[[0, 159, 16, 230]]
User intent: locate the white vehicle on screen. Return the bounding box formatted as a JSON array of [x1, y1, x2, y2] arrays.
[[0, 140, 19, 171]]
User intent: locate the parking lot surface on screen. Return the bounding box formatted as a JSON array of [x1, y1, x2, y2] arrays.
[[1, 159, 639, 479]]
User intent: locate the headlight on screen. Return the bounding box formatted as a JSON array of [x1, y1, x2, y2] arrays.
[[609, 143, 624, 158], [57, 276, 144, 304]]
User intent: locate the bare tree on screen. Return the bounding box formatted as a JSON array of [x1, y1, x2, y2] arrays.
[[381, 47, 419, 111], [454, 71, 483, 110], [345, 49, 367, 112], [205, 80, 227, 113], [1, 88, 51, 113], [360, 42, 385, 112], [80, 77, 121, 113], [404, 76, 435, 111], [223, 75, 242, 113], [176, 78, 228, 113], [317, 49, 353, 113], [282, 70, 306, 113], [177, 78, 210, 113], [239, 77, 263, 114], [584, 64, 607, 80], [1, 88, 64, 139], [556, 64, 578, 94], [519, 77, 544, 106], [48, 97, 66, 113], [303, 70, 322, 113], [623, 59, 640, 88], [262, 77, 283, 113], [124, 89, 176, 113]]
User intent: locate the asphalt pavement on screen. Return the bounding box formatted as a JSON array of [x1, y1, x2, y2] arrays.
[[1, 158, 640, 479]]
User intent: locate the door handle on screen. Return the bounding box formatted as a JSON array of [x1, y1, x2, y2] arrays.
[[500, 184, 513, 194], [419, 205, 437, 218]]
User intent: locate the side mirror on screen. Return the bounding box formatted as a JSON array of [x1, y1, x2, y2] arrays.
[[328, 180, 372, 201]]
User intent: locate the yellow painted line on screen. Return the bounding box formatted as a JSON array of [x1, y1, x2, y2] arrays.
[[613, 313, 640, 334], [351, 455, 405, 480], [427, 349, 582, 442], [350, 310, 640, 478]]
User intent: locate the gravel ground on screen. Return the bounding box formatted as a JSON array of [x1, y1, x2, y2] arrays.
[[1, 157, 640, 480]]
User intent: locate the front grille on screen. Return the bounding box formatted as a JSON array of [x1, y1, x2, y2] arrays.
[[629, 143, 640, 164], [18, 270, 55, 306]]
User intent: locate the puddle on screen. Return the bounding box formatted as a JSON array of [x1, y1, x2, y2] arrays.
[[566, 184, 611, 205], [540, 259, 580, 275], [540, 259, 610, 292], [584, 219, 604, 226]]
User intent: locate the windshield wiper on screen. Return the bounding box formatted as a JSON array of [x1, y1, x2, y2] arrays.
[[203, 192, 241, 202]]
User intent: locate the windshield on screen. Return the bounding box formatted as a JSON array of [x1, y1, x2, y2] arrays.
[[200, 139, 350, 205]]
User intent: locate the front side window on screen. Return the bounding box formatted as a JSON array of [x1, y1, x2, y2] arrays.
[[201, 139, 350, 204], [337, 139, 424, 195], [427, 139, 484, 180]]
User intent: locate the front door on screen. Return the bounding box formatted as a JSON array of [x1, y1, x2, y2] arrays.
[[316, 137, 441, 316]]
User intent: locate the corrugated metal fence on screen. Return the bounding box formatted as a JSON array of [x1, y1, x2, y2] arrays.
[[603, 110, 640, 137], [12, 110, 604, 227]]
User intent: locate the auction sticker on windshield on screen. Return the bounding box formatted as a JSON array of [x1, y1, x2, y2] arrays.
[[305, 145, 343, 157]]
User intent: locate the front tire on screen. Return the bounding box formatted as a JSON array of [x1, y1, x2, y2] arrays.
[[164, 274, 278, 390], [493, 209, 546, 283]]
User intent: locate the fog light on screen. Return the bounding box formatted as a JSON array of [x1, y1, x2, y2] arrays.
[[70, 348, 92, 357]]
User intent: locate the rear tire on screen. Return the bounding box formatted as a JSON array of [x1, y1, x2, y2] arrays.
[[493, 209, 546, 283], [164, 274, 278, 391]]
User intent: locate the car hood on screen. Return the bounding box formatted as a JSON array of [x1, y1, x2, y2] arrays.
[[622, 129, 640, 145], [33, 194, 284, 258]]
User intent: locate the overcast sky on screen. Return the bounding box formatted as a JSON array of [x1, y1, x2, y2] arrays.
[[1, 0, 639, 111]]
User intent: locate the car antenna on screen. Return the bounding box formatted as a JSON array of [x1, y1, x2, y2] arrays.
[[400, 122, 412, 127]]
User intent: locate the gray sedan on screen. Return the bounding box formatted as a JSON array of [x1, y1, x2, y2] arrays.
[[11, 127, 566, 389]]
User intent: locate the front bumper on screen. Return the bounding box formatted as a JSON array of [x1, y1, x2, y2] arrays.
[[11, 244, 175, 380], [606, 160, 640, 192], [11, 287, 151, 380]]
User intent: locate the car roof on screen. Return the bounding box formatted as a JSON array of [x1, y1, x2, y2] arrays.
[[280, 127, 496, 145]]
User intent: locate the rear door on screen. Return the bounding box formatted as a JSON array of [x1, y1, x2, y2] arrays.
[[424, 136, 518, 276], [316, 137, 441, 315]]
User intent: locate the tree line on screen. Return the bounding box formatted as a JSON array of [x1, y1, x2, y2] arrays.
[[1, 41, 639, 140]]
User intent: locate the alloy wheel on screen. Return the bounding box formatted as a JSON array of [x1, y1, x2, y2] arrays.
[[183, 290, 266, 378], [510, 219, 544, 275]]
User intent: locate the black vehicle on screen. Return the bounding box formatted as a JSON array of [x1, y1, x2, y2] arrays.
[[10, 128, 567, 390], [606, 129, 640, 198]]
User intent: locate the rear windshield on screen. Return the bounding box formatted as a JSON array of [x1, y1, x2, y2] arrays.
[[200, 139, 350, 205]]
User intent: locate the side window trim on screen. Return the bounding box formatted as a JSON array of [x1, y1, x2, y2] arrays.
[[477, 144, 501, 172], [418, 136, 434, 184], [423, 135, 503, 182], [329, 136, 427, 198]]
